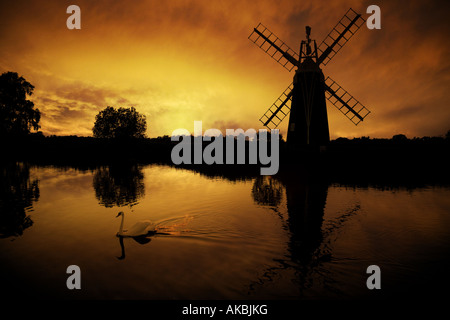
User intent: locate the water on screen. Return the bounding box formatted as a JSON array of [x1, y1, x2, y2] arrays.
[[0, 162, 449, 299]]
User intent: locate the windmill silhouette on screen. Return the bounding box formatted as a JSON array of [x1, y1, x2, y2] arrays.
[[249, 8, 371, 149]]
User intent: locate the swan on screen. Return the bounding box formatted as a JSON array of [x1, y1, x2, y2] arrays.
[[116, 211, 156, 237]]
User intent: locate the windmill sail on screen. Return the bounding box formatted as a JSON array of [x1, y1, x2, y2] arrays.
[[249, 8, 372, 147], [324, 77, 370, 125], [259, 83, 294, 129], [249, 23, 299, 71], [317, 8, 365, 66]]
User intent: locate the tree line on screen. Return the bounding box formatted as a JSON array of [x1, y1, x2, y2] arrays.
[[1, 71, 449, 142]]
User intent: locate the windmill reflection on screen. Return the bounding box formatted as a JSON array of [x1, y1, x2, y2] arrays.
[[282, 174, 328, 263], [0, 162, 39, 238], [251, 171, 334, 292], [93, 164, 145, 208], [253, 172, 328, 255]]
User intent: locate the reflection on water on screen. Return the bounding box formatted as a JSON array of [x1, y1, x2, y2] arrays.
[[93, 164, 145, 208], [0, 162, 39, 238], [248, 174, 329, 295], [0, 162, 449, 299], [252, 176, 284, 207], [250, 174, 362, 297], [117, 235, 152, 260]]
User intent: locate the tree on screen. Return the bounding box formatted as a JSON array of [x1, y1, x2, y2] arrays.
[[92, 106, 147, 139], [392, 134, 408, 141], [0, 71, 41, 137]]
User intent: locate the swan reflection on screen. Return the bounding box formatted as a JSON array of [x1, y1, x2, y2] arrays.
[[116, 234, 153, 260]]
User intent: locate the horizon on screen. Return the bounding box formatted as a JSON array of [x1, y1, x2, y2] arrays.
[[1, 0, 449, 139]]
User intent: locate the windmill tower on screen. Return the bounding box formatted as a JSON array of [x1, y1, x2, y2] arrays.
[[249, 8, 371, 149]]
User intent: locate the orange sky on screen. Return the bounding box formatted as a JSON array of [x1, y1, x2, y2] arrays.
[[0, 0, 449, 139]]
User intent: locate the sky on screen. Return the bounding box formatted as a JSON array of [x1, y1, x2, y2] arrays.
[[0, 0, 449, 139]]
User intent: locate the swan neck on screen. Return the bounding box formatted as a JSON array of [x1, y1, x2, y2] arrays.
[[119, 213, 125, 235]]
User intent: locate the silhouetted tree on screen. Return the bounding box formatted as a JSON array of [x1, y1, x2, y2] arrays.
[[392, 134, 408, 141], [92, 106, 147, 139], [0, 72, 41, 137]]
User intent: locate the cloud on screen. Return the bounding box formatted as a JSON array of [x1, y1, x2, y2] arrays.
[[45, 106, 87, 122], [210, 120, 251, 133], [58, 86, 122, 107], [31, 79, 142, 136], [381, 104, 424, 121], [1, 0, 449, 138]]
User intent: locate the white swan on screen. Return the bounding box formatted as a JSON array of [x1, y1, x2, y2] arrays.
[[116, 211, 156, 237]]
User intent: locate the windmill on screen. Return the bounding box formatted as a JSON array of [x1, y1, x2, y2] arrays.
[[249, 8, 371, 149]]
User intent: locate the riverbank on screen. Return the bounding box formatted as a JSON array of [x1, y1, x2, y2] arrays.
[[1, 135, 449, 185]]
